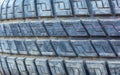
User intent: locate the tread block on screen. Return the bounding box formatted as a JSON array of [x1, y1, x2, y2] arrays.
[[0, 24, 6, 36], [44, 21, 67, 36], [72, 0, 89, 15], [1, 40, 11, 53], [36, 0, 53, 17], [35, 59, 50, 75], [86, 61, 108, 75], [7, 57, 20, 75], [4, 24, 13, 36], [0, 58, 5, 75], [25, 58, 38, 75], [100, 20, 120, 36], [24, 40, 40, 55], [30, 22, 48, 36], [92, 40, 115, 57], [108, 61, 120, 75], [7, 40, 18, 54], [0, 0, 4, 19], [7, 0, 15, 19], [62, 20, 88, 36], [65, 60, 86, 75], [24, 0, 36, 18], [71, 40, 97, 57], [52, 40, 76, 56], [19, 23, 33, 36], [112, 0, 120, 14], [1, 57, 10, 75], [90, 0, 111, 15], [82, 20, 106, 36], [9, 23, 22, 36], [16, 58, 28, 75], [14, 0, 24, 18], [110, 40, 120, 56], [49, 60, 67, 75], [1, 0, 9, 20], [14, 40, 28, 54], [53, 0, 72, 16], [36, 40, 56, 56], [0, 40, 2, 53]]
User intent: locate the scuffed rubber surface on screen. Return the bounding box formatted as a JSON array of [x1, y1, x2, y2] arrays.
[[0, 39, 120, 57], [0, 19, 119, 58], [0, 0, 120, 20], [0, 19, 120, 37], [0, 56, 119, 75], [0, 0, 120, 75]]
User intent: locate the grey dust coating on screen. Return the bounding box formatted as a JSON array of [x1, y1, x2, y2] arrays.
[[0, 0, 119, 20], [0, 39, 119, 57], [0, 19, 119, 37], [0, 57, 119, 75], [0, 0, 119, 75]]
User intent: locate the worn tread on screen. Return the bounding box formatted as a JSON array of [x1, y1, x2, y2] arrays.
[[0, 39, 119, 57], [0, 19, 119, 37], [0, 0, 120, 20], [0, 0, 120, 74], [0, 56, 120, 75]]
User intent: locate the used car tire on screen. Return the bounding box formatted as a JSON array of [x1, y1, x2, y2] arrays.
[[0, 0, 120, 75]]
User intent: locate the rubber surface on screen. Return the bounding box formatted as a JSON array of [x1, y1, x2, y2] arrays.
[[0, 19, 120, 37], [0, 0, 120, 75], [0, 39, 120, 57], [0, 0, 120, 20], [0, 56, 119, 75]]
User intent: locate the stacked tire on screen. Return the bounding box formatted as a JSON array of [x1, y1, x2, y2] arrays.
[[0, 0, 120, 75]]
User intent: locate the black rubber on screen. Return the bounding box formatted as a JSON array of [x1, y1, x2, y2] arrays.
[[0, 56, 119, 75], [0, 0, 120, 75], [0, 0, 120, 20]]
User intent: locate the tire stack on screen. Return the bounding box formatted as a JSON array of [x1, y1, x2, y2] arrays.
[[0, 0, 119, 75]]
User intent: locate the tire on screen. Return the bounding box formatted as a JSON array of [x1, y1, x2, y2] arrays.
[[0, 0, 120, 75]]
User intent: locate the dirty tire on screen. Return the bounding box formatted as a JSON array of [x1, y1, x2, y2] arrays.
[[0, 0, 120, 75]]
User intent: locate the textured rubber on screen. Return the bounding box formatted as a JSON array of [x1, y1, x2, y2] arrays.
[[0, 56, 119, 75], [0, 19, 120, 37], [0, 0, 120, 20], [0, 0, 120, 75], [0, 39, 120, 57]]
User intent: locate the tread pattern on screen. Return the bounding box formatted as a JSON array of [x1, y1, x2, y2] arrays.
[[0, 39, 119, 57], [0, 0, 120, 20], [0, 0, 120, 74], [0, 56, 120, 75], [0, 19, 119, 37]]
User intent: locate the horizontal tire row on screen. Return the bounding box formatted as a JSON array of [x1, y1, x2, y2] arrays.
[[0, 0, 120, 20], [0, 39, 120, 57], [0, 56, 119, 75], [0, 19, 120, 37]]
